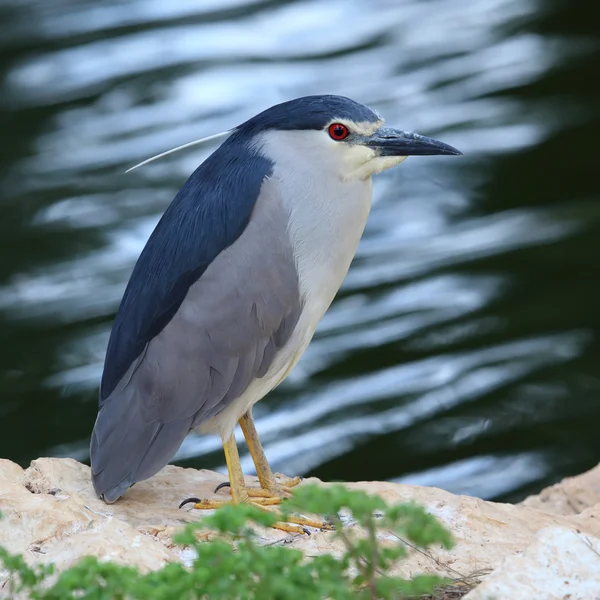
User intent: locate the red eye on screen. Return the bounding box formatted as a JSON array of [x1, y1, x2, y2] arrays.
[[328, 123, 349, 141]]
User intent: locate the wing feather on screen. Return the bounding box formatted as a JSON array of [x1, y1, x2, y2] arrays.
[[100, 135, 274, 403], [91, 178, 302, 502]]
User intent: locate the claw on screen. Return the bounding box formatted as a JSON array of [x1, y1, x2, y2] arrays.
[[179, 497, 202, 509], [275, 475, 302, 488], [214, 481, 231, 494]]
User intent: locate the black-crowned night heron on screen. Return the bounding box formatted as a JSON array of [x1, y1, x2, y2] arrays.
[[90, 95, 461, 533]]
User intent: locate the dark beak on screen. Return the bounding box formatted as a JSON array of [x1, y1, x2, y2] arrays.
[[365, 127, 462, 157]]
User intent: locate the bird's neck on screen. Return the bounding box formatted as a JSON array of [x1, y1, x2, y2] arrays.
[[272, 166, 373, 318]]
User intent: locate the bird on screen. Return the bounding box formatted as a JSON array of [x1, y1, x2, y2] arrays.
[[90, 94, 461, 533]]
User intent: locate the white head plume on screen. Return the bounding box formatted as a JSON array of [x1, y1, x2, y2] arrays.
[[125, 130, 232, 173]]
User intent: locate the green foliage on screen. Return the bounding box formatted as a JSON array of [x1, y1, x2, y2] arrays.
[[0, 485, 454, 599]]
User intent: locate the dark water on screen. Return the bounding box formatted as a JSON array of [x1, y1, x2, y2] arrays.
[[1, 0, 599, 503]]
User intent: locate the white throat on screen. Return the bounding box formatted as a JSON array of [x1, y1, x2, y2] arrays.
[[256, 129, 374, 319]]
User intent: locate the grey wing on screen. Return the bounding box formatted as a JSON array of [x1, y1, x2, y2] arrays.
[[90, 181, 302, 502]]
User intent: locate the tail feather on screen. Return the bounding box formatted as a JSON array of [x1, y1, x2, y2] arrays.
[[90, 384, 192, 503]]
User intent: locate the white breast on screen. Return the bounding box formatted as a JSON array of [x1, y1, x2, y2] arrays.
[[257, 129, 373, 322], [251, 130, 374, 390], [274, 169, 371, 322], [201, 131, 373, 439]]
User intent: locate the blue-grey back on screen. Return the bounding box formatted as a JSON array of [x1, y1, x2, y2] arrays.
[[100, 139, 273, 401]]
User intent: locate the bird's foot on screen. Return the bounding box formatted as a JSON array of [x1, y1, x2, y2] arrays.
[[261, 505, 332, 534], [273, 473, 303, 491], [179, 495, 331, 535], [214, 474, 302, 503]]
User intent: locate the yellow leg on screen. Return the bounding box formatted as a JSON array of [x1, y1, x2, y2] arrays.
[[239, 410, 302, 496], [222, 433, 247, 503], [180, 434, 330, 534]]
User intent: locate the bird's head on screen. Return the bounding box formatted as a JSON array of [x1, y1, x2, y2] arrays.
[[125, 95, 461, 178], [236, 95, 461, 181]]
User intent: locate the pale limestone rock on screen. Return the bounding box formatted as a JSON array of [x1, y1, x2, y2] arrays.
[[520, 462, 600, 516], [1, 457, 600, 595], [0, 458, 220, 572], [464, 526, 600, 600]]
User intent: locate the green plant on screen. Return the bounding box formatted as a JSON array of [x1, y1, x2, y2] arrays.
[[0, 484, 454, 599]]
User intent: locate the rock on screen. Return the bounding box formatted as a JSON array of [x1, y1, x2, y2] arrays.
[[520, 462, 600, 516], [1, 457, 600, 596], [0, 458, 219, 573], [463, 526, 600, 600]]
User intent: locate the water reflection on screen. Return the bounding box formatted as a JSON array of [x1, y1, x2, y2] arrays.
[[1, 0, 599, 502], [394, 453, 549, 499]]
